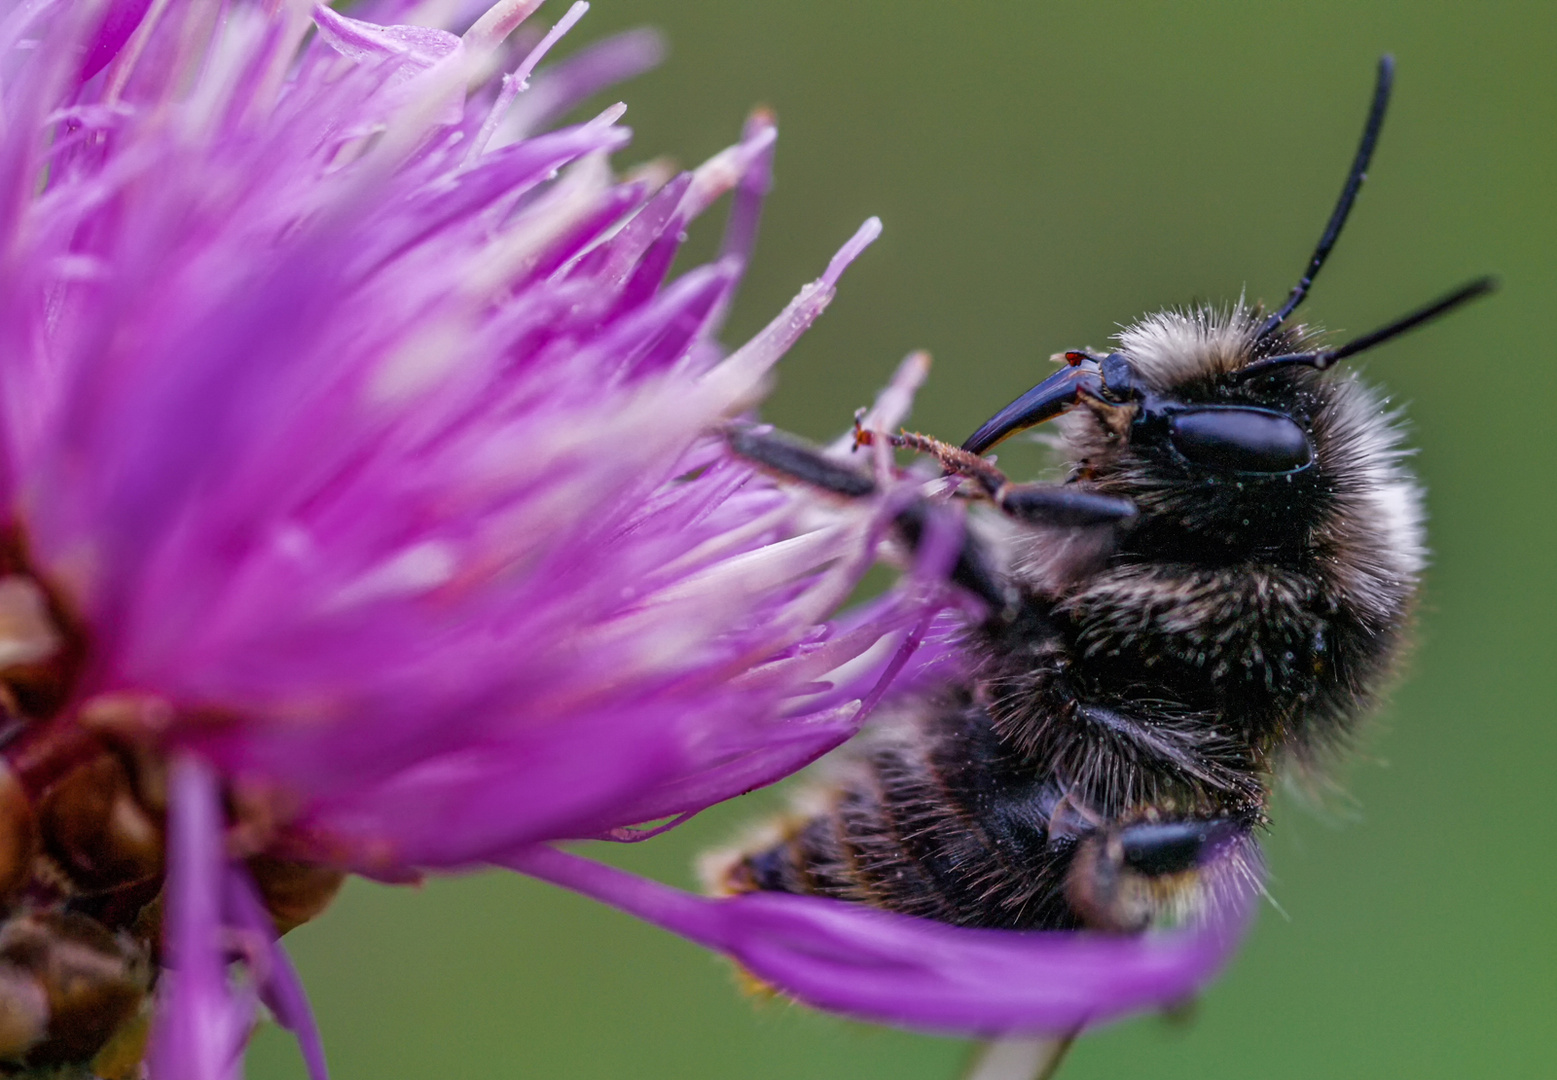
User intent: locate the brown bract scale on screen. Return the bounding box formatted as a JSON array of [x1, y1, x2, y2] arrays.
[[40, 757, 164, 894], [0, 912, 151, 1069], [0, 769, 36, 903], [247, 856, 345, 937]]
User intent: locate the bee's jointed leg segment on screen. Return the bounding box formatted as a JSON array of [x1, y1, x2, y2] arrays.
[[856, 426, 1138, 531], [862, 428, 1008, 495], [890, 502, 1011, 613], [727, 424, 1135, 614], [725, 424, 1015, 611], [1065, 816, 1250, 932], [1115, 818, 1245, 875], [725, 425, 877, 499], [995, 483, 1137, 529]]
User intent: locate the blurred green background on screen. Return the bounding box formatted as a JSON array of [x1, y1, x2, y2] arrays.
[[251, 2, 1555, 1078]]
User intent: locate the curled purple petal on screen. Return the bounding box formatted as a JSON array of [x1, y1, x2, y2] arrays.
[[506, 845, 1258, 1037], [223, 868, 329, 1080]]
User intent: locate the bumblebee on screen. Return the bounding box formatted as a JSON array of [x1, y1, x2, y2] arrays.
[[708, 57, 1492, 934]]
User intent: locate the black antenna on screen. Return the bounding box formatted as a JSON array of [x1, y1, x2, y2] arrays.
[[1236, 276, 1496, 380], [1258, 55, 1395, 339]]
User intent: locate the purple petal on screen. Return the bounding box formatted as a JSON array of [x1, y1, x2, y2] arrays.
[[78, 0, 155, 82], [312, 6, 461, 71], [705, 109, 776, 336], [594, 611, 945, 833], [148, 756, 251, 1080], [223, 868, 329, 1080], [505, 845, 1257, 1037], [290, 703, 687, 869], [509, 1, 590, 89], [719, 110, 776, 271], [466, 1, 590, 161], [706, 217, 884, 400], [501, 28, 665, 138], [578, 701, 863, 837]]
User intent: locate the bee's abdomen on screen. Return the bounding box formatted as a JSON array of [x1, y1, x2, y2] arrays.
[[709, 701, 1082, 930]]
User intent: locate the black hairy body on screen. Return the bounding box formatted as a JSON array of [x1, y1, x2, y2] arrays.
[[707, 57, 1487, 935], [713, 312, 1422, 931]]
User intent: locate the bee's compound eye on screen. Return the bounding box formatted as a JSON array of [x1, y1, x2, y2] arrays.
[[1167, 407, 1313, 474]]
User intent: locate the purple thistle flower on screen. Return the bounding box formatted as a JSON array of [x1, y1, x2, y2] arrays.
[[4, 2, 916, 855], [0, 0, 935, 1072], [0, 0, 1256, 1075]]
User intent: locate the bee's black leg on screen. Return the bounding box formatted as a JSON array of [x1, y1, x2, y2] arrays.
[[1115, 819, 1244, 876], [727, 424, 1135, 613], [724, 424, 877, 499], [1065, 816, 1252, 932], [725, 424, 1016, 613], [994, 482, 1137, 530], [855, 426, 1137, 532], [890, 501, 1013, 614]]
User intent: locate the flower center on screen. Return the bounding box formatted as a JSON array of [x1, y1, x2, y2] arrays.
[[0, 534, 341, 1074]]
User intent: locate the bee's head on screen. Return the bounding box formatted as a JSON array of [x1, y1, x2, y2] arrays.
[[1048, 306, 1354, 556], [961, 272, 1489, 562]]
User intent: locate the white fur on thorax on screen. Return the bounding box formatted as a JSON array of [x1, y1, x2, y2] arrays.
[[1312, 372, 1426, 619], [1113, 301, 1264, 391]]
